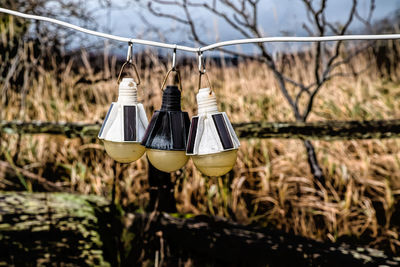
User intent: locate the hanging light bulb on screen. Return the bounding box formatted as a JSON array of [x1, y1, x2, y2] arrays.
[[98, 42, 148, 163], [141, 49, 190, 172], [187, 87, 240, 176], [141, 85, 190, 172], [186, 52, 240, 176]]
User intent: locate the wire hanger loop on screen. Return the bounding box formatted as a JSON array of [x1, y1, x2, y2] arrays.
[[161, 45, 182, 91], [117, 41, 141, 85]]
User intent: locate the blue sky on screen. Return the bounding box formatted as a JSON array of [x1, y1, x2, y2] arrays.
[[86, 0, 400, 55]]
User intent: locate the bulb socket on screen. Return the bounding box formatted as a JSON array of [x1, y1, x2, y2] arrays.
[[197, 87, 218, 115], [118, 78, 138, 104], [161, 85, 181, 111]]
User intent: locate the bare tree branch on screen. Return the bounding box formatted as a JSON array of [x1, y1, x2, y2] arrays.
[[354, 0, 375, 31], [144, 0, 370, 184], [148, 1, 189, 24], [187, 1, 253, 38], [301, 0, 357, 121]]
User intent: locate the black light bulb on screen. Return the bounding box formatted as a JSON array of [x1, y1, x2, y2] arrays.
[[141, 85, 190, 172]]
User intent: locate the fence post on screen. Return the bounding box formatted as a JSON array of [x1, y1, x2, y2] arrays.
[[147, 160, 176, 212]]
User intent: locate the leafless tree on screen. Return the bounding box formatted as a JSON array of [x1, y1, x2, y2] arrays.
[[144, 0, 375, 184], [0, 0, 100, 159]]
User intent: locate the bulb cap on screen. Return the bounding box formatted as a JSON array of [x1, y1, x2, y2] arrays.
[[186, 112, 240, 155]]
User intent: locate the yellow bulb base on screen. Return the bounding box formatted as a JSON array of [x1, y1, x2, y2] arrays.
[[192, 149, 238, 176], [103, 140, 146, 163], [146, 149, 189, 172]]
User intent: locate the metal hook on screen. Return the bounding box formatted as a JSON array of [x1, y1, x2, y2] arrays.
[[117, 41, 141, 85], [197, 50, 212, 93], [197, 49, 206, 74], [126, 41, 133, 63], [172, 44, 177, 70]]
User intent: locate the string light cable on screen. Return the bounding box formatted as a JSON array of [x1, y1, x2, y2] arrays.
[[1, 7, 400, 53]]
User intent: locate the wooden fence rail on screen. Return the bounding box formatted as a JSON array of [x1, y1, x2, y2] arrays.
[[1, 119, 400, 140]]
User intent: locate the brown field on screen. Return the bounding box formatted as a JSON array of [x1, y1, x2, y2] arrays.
[[1, 45, 400, 253]]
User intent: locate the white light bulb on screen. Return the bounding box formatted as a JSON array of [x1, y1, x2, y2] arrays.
[[146, 149, 189, 172], [186, 88, 240, 176], [98, 78, 149, 163]]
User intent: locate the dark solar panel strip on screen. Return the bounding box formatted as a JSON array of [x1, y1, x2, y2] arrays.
[[186, 117, 199, 154], [171, 112, 185, 149], [124, 106, 137, 141], [212, 114, 234, 150]]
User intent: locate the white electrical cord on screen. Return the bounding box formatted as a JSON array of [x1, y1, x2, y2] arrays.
[[1, 7, 400, 53]]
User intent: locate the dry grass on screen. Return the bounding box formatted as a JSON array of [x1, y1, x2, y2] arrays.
[[1, 47, 400, 253]]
